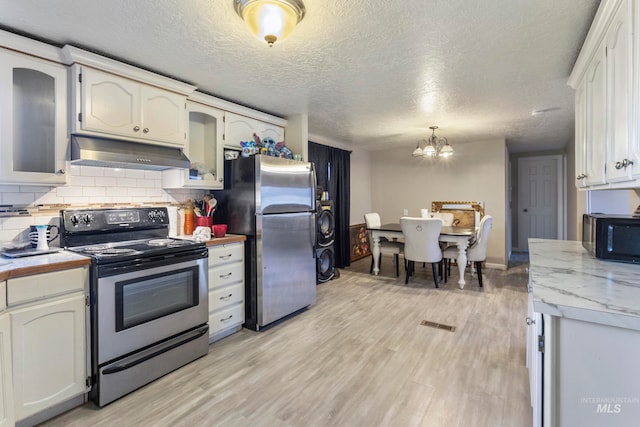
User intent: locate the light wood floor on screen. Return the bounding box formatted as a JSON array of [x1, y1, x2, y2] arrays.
[[42, 256, 532, 427]]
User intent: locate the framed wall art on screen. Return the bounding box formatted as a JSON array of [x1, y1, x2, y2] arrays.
[[349, 223, 371, 262]]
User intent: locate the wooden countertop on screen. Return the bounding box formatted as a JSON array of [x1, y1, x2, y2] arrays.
[[0, 250, 92, 281], [205, 234, 246, 246], [0, 235, 247, 281]]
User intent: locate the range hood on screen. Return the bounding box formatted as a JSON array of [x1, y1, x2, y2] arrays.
[[70, 134, 191, 170]]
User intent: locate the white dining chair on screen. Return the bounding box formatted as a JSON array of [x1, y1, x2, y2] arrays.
[[443, 215, 493, 287], [364, 213, 404, 276], [400, 217, 443, 287], [430, 212, 454, 226]]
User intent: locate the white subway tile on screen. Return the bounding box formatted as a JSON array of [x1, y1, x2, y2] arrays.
[[2, 216, 33, 230], [136, 179, 156, 188], [145, 170, 162, 180], [81, 166, 105, 177], [34, 192, 64, 205], [0, 185, 20, 193], [117, 178, 137, 187], [105, 187, 123, 197], [2, 192, 35, 205], [20, 185, 52, 193], [125, 169, 146, 179], [63, 196, 89, 205], [56, 186, 84, 197], [70, 175, 96, 187], [69, 164, 82, 175], [83, 187, 106, 197], [127, 187, 149, 197], [94, 177, 118, 187], [0, 229, 24, 242], [89, 196, 112, 204], [104, 168, 126, 178]]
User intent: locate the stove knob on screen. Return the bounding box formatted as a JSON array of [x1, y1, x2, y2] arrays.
[[82, 214, 94, 224], [69, 215, 80, 226]]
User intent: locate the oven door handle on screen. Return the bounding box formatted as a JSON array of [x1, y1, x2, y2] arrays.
[[102, 325, 209, 375]]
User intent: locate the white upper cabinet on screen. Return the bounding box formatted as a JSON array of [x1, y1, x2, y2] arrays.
[[585, 45, 607, 186], [605, 1, 633, 182], [63, 45, 196, 148], [162, 100, 225, 189], [0, 47, 68, 185], [76, 67, 187, 146], [569, 0, 638, 189], [224, 112, 285, 150], [574, 82, 588, 187]]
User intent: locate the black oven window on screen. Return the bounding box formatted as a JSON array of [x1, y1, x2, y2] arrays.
[[608, 225, 640, 256], [115, 266, 199, 331]]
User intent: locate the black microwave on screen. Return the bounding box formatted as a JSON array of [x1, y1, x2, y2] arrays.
[[582, 214, 640, 263]]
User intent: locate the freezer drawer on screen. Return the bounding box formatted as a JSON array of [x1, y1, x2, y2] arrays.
[[257, 212, 316, 327]]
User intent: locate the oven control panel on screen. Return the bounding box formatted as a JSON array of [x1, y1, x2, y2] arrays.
[[60, 207, 170, 232]]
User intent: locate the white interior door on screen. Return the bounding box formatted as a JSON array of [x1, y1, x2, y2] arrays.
[[518, 156, 560, 251]]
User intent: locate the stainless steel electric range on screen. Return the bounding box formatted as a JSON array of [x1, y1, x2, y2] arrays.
[[60, 207, 209, 407]]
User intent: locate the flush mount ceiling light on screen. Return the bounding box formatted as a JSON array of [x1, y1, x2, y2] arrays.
[[234, 0, 306, 47], [412, 126, 454, 158]]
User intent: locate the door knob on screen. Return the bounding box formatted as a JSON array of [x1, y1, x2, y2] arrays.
[[523, 209, 528, 212]]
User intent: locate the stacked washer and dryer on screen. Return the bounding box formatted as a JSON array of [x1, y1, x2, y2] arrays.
[[316, 199, 336, 283]]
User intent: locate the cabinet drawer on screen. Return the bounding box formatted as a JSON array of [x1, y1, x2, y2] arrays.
[[209, 304, 244, 335], [208, 243, 243, 266], [0, 280, 6, 310], [209, 283, 243, 312], [7, 267, 87, 306], [208, 262, 244, 289]]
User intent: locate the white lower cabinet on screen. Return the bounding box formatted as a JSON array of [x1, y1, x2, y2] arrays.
[[208, 242, 245, 342], [0, 311, 14, 427], [5, 266, 88, 424], [11, 293, 86, 421]]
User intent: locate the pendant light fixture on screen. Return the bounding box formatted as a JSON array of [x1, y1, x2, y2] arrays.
[[234, 0, 306, 47], [412, 126, 454, 158]]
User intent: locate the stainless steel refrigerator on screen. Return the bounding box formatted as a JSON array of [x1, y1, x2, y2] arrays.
[[214, 155, 317, 330]]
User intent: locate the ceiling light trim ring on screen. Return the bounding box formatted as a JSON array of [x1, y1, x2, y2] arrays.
[[234, 0, 306, 46]]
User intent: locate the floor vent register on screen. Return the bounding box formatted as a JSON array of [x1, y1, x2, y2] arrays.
[[420, 320, 456, 332]]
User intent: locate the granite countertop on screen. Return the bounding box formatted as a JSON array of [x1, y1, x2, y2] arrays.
[[0, 250, 92, 281], [529, 238, 640, 331]]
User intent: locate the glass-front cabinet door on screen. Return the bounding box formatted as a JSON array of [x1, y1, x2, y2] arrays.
[[0, 49, 68, 185], [162, 101, 224, 189]]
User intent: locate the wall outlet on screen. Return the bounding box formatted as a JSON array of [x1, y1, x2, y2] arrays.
[[403, 209, 409, 216]]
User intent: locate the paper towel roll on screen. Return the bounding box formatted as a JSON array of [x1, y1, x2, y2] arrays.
[[168, 206, 178, 237]]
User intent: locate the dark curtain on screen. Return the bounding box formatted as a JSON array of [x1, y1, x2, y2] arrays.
[[308, 141, 351, 268]]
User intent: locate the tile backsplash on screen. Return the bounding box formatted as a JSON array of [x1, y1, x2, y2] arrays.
[[0, 165, 204, 243]]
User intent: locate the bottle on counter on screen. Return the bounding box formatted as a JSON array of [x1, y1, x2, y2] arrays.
[[183, 206, 195, 235]]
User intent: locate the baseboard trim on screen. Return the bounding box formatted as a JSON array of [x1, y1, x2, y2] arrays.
[[485, 262, 507, 270]]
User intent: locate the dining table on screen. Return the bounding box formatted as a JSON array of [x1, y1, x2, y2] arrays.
[[367, 223, 475, 289]]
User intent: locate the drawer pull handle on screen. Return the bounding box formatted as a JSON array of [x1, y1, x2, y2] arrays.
[[220, 293, 233, 301], [220, 314, 233, 322], [219, 254, 232, 259], [219, 272, 233, 279]]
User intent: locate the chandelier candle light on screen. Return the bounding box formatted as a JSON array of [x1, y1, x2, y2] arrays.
[[234, 0, 306, 46], [412, 126, 454, 158]]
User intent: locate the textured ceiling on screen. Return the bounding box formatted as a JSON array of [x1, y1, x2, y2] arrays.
[[0, 0, 599, 152]]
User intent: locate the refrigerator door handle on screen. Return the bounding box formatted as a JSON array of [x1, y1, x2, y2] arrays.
[[310, 163, 317, 205], [311, 212, 317, 256]]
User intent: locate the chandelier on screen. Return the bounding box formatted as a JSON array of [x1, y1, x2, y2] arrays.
[[234, 0, 306, 47], [412, 126, 454, 158]]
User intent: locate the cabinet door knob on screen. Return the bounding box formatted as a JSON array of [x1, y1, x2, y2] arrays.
[[526, 317, 535, 325], [133, 126, 140, 132], [143, 128, 149, 134], [55, 169, 65, 175], [623, 158, 634, 168], [615, 161, 623, 170]]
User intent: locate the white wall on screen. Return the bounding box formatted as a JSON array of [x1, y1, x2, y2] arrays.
[[0, 164, 202, 243], [370, 138, 508, 268]]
